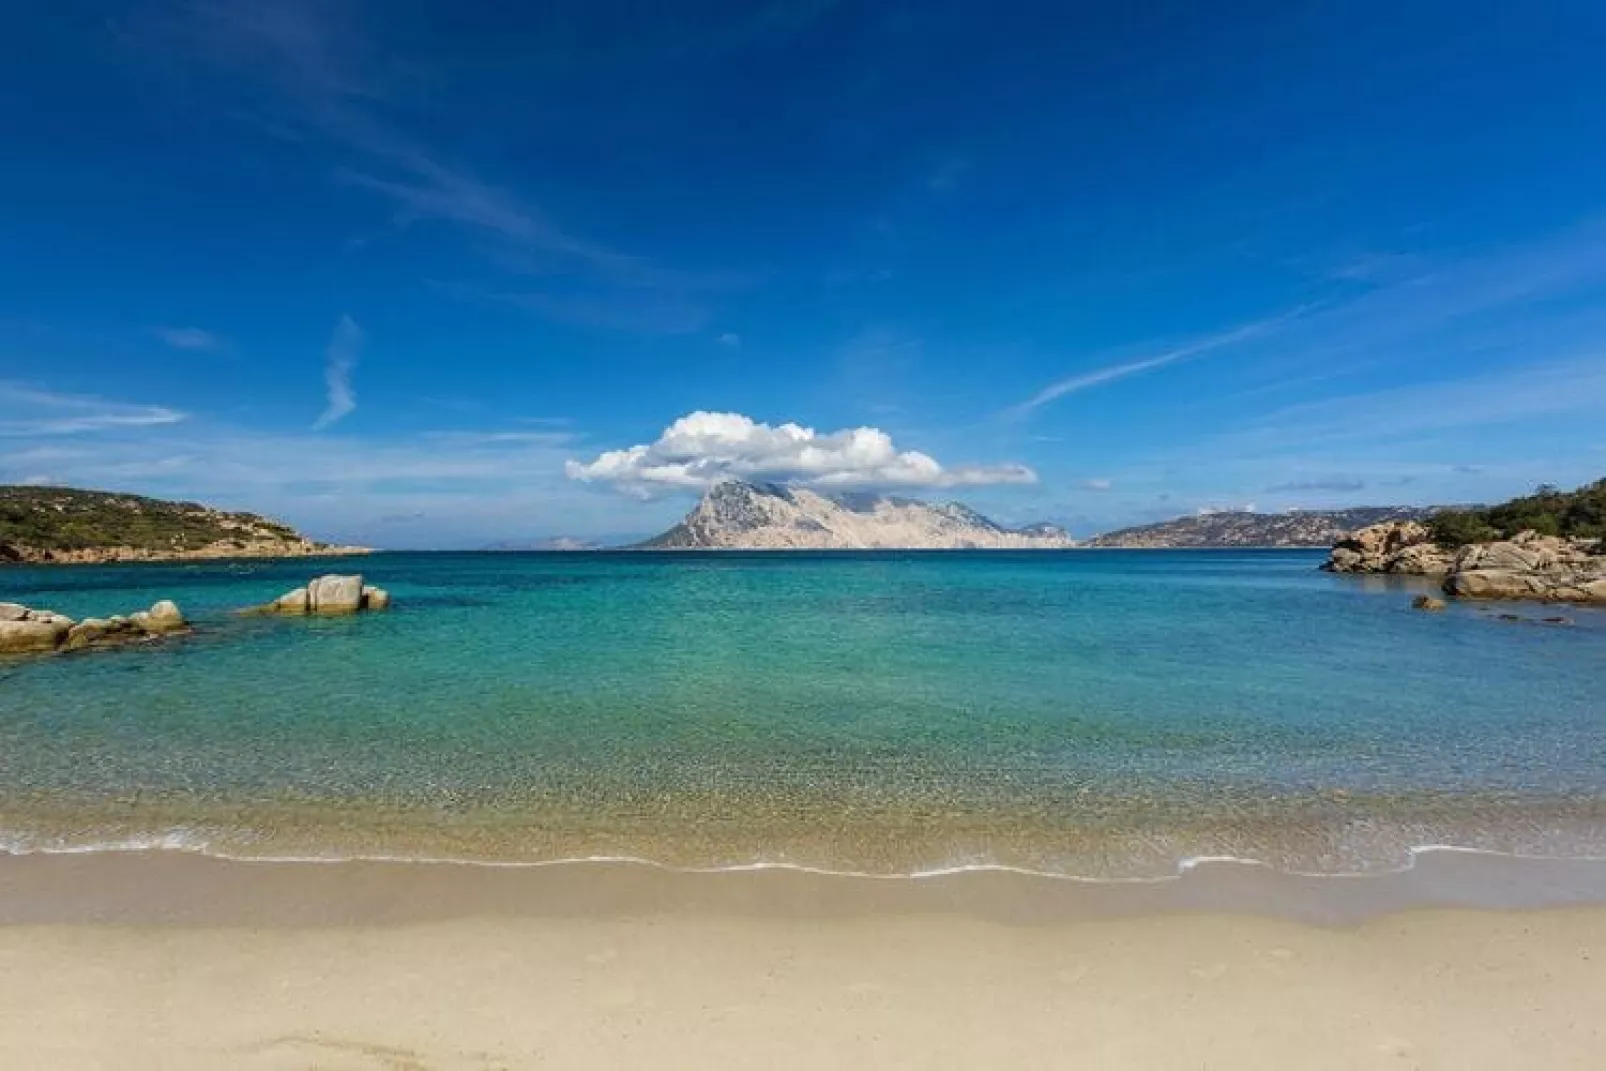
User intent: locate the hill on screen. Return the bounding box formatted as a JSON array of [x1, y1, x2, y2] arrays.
[[1084, 506, 1436, 549], [0, 485, 364, 564], [639, 481, 1073, 549]]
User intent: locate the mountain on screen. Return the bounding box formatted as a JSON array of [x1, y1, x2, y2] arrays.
[[0, 485, 365, 564], [1083, 506, 1438, 549], [639, 481, 1074, 549]]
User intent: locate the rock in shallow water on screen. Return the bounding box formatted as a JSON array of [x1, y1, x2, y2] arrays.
[[0, 600, 189, 655], [253, 575, 391, 615], [146, 599, 187, 632], [0, 617, 70, 653], [309, 574, 365, 614]]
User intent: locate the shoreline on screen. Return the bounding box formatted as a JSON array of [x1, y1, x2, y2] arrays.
[[0, 547, 372, 567], [5, 852, 1606, 1068], [7, 844, 1606, 928]]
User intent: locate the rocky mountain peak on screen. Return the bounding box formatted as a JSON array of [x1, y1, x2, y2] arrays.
[[639, 480, 1072, 550]]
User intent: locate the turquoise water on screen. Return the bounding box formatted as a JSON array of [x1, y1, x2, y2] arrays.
[[2, 551, 1603, 876]]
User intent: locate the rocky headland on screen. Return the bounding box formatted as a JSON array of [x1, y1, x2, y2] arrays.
[[0, 485, 366, 565], [0, 599, 189, 655], [1327, 525, 1605, 605]]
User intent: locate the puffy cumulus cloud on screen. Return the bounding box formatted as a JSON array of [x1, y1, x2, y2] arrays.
[[566, 411, 1036, 495]]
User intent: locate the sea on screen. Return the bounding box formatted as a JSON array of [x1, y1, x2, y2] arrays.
[[2, 550, 1603, 879]]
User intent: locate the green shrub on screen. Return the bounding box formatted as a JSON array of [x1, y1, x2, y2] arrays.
[[1427, 509, 1499, 547], [1430, 478, 1606, 545]]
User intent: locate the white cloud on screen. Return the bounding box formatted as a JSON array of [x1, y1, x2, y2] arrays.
[[313, 315, 363, 429], [153, 326, 223, 351], [718, 332, 741, 347], [0, 382, 187, 436], [565, 411, 1037, 494], [1081, 478, 1113, 491]]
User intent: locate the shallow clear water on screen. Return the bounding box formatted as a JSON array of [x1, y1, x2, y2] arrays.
[[2, 551, 1602, 876]]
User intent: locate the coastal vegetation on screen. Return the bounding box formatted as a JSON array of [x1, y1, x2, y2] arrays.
[[0, 486, 296, 552], [0, 485, 358, 563], [1428, 479, 1606, 546]]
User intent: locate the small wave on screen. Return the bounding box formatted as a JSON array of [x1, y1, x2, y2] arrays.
[[0, 828, 216, 857], [3, 828, 1604, 885]]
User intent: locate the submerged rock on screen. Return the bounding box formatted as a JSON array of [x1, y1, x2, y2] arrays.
[[1411, 595, 1447, 612]]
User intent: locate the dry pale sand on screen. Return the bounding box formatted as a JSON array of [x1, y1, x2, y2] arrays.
[[3, 852, 1606, 1069], [2, 908, 1605, 1070]]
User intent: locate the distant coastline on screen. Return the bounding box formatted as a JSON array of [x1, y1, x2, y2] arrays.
[[1, 543, 371, 566], [0, 484, 365, 566]]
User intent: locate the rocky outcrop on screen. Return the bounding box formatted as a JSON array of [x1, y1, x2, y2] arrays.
[[252, 575, 391, 615], [639, 481, 1074, 550], [1323, 520, 1457, 575], [1442, 532, 1606, 603], [0, 600, 189, 656], [1327, 522, 1606, 604]]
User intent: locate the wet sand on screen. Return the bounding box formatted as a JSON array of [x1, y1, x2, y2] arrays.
[[3, 852, 1606, 1068]]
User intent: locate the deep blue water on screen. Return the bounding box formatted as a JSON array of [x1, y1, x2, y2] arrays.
[[2, 551, 1602, 876]]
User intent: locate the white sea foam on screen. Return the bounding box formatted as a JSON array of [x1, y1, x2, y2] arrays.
[[2, 828, 1602, 884]]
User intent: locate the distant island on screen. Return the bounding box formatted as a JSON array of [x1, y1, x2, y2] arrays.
[[0, 486, 366, 565], [480, 537, 604, 552], [1083, 506, 1437, 549], [639, 480, 1073, 549]]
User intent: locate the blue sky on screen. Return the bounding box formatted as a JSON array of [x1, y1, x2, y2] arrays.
[[3, 1, 1605, 546]]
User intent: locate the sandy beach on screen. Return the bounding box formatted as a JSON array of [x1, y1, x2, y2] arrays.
[[3, 852, 1605, 1069]]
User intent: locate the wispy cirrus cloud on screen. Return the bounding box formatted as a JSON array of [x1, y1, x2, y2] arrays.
[[152, 326, 224, 352], [1232, 353, 1606, 450], [162, 1, 737, 333], [0, 392, 627, 547], [1006, 308, 1314, 419], [1265, 477, 1366, 493], [313, 315, 363, 430], [0, 382, 186, 436]]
